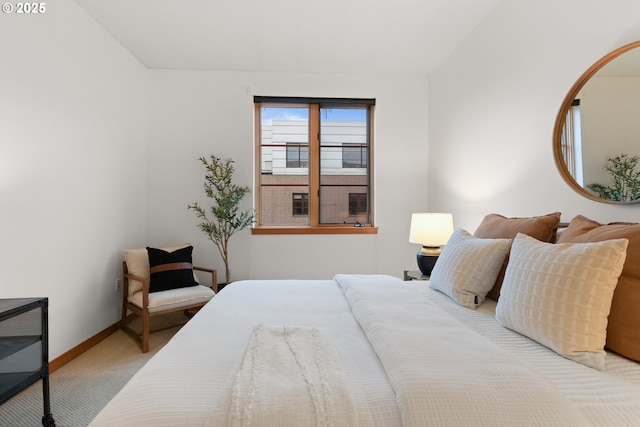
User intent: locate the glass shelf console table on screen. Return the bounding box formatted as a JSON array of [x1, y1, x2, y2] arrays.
[[0, 298, 55, 426]]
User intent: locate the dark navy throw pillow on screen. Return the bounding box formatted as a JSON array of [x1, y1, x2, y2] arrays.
[[146, 246, 198, 293]]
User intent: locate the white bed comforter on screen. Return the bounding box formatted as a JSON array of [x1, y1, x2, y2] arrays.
[[90, 275, 640, 426], [336, 274, 588, 426]]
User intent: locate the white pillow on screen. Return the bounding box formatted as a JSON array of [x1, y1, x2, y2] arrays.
[[496, 233, 628, 370], [429, 228, 512, 309]]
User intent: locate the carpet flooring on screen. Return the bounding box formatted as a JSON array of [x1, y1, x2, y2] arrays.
[[0, 316, 183, 427]]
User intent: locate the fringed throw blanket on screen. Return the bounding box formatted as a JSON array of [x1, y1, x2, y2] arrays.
[[207, 324, 358, 427]]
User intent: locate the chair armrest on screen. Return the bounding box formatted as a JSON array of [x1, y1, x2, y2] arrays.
[[123, 271, 150, 308], [124, 272, 148, 283], [194, 266, 218, 293]]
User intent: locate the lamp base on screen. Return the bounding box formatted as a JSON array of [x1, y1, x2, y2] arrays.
[[416, 247, 440, 276]]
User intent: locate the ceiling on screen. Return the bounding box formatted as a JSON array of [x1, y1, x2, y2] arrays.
[[74, 0, 500, 75]]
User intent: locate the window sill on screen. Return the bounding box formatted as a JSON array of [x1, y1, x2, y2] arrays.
[[251, 226, 378, 235]]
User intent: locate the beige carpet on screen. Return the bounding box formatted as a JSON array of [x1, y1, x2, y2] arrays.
[[0, 315, 184, 427]]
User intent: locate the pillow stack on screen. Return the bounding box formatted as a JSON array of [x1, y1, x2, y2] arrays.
[[123, 243, 199, 295], [429, 212, 637, 369]]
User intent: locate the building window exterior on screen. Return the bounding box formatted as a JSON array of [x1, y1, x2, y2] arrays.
[[287, 143, 309, 168], [348, 193, 367, 216], [292, 193, 309, 216], [342, 144, 367, 168], [254, 96, 376, 234]]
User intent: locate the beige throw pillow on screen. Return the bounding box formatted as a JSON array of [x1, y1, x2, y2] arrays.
[[429, 228, 512, 309], [496, 233, 628, 370]]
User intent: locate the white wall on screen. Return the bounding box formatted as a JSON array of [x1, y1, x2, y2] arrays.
[[0, 0, 148, 359], [146, 70, 429, 282], [429, 0, 640, 231]]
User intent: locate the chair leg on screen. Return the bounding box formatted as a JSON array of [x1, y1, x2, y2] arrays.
[[121, 300, 128, 328], [120, 262, 130, 329], [141, 311, 150, 353]]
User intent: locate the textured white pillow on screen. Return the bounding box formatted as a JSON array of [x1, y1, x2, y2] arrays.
[[429, 228, 512, 309], [496, 233, 628, 370]]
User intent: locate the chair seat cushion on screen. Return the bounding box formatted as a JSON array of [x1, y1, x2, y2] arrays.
[[128, 285, 215, 313]]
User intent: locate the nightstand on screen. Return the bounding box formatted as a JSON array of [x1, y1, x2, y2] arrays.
[[403, 270, 429, 281]]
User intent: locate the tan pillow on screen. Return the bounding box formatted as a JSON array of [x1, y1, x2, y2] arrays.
[[429, 228, 512, 309], [557, 215, 640, 362], [496, 233, 628, 370], [474, 212, 562, 300]]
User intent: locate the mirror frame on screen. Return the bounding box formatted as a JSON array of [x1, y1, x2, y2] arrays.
[[553, 40, 640, 204]]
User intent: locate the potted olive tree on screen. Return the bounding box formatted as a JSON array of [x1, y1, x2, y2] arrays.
[[188, 155, 255, 285]]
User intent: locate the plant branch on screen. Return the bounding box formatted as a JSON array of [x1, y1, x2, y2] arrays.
[[188, 155, 256, 283]]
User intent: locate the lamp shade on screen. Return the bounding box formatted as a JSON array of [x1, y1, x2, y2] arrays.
[[409, 213, 454, 247]]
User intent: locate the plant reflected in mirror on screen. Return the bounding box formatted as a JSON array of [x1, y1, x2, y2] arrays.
[[586, 153, 640, 202]]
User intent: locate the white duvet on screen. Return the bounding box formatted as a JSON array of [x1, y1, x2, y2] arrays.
[[90, 275, 640, 426]]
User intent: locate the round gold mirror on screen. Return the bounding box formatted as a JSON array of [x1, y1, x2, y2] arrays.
[[553, 41, 640, 204]]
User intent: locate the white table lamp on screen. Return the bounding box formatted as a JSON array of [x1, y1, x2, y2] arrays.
[[409, 213, 454, 276]]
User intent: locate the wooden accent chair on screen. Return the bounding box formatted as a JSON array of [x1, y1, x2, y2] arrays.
[[121, 244, 217, 353]]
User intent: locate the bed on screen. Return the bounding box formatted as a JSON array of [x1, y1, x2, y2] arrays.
[[89, 214, 640, 426], [89, 275, 640, 426]]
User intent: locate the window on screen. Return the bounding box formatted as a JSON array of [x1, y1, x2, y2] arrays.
[[287, 143, 309, 168], [254, 96, 376, 234], [342, 144, 367, 168], [348, 193, 367, 216], [292, 193, 309, 216], [561, 99, 583, 185]]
